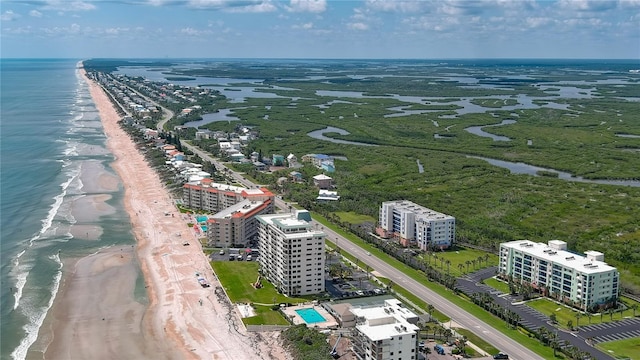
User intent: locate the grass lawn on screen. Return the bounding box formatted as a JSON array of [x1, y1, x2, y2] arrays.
[[211, 261, 306, 305], [527, 297, 640, 329], [596, 337, 640, 360], [211, 261, 309, 325], [454, 327, 499, 355], [419, 247, 498, 277], [334, 211, 376, 224], [243, 305, 290, 325], [483, 277, 510, 294]]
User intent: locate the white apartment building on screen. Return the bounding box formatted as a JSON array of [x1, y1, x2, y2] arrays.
[[499, 240, 619, 311], [183, 179, 274, 213], [256, 210, 325, 296], [351, 299, 420, 360], [205, 199, 273, 247], [377, 200, 455, 250]]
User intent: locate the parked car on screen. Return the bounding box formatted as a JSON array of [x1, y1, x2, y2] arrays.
[[219, 249, 225, 255], [246, 255, 252, 261], [493, 353, 509, 359]]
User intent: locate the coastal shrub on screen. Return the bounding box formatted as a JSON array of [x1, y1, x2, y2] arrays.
[[280, 325, 332, 360]]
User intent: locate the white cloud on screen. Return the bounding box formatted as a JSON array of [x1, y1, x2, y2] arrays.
[[526, 17, 553, 28], [286, 0, 326, 13], [558, 0, 618, 12], [29, 10, 43, 18], [2, 26, 33, 34], [104, 27, 132, 35], [292, 22, 314, 29], [365, 0, 424, 13], [180, 27, 214, 36], [41, 1, 96, 11], [347, 22, 368, 31], [185, 0, 276, 12], [1, 10, 20, 21], [226, 2, 277, 13]]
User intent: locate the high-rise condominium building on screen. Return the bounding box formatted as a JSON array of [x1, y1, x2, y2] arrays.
[[257, 210, 325, 296]]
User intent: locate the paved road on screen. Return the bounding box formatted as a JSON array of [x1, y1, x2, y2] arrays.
[[176, 146, 543, 359], [457, 271, 615, 360], [142, 90, 547, 359], [317, 226, 543, 360]]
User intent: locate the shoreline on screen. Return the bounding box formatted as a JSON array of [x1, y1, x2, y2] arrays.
[[31, 64, 290, 360]]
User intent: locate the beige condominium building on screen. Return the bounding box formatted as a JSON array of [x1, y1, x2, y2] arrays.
[[377, 200, 455, 250], [499, 240, 619, 311], [257, 210, 325, 296], [205, 198, 273, 247], [182, 178, 274, 213]]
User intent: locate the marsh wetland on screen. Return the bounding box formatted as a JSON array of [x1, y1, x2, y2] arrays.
[[116, 59, 640, 291]]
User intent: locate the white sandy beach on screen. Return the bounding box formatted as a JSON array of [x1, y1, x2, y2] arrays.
[[33, 67, 291, 360]]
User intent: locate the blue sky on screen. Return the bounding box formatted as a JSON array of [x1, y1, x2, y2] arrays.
[[1, 0, 639, 59]]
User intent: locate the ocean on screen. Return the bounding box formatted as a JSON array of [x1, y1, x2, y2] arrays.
[[0, 59, 140, 359]]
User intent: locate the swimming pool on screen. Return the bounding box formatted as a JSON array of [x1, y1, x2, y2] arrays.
[[196, 216, 208, 223], [295, 308, 326, 324], [201, 225, 207, 232]]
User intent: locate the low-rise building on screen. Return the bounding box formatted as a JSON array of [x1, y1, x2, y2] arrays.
[[317, 189, 340, 202], [351, 299, 420, 360], [499, 240, 619, 311], [313, 174, 333, 189], [257, 210, 325, 296]]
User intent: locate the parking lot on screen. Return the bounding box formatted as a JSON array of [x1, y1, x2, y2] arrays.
[[209, 248, 259, 262]]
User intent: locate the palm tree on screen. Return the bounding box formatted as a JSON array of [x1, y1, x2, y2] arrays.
[[444, 328, 453, 342], [512, 313, 521, 328], [575, 312, 581, 328], [458, 335, 468, 355], [445, 260, 451, 275], [427, 304, 435, 322], [477, 256, 484, 268], [458, 263, 464, 275], [465, 260, 471, 273], [567, 319, 573, 331], [537, 327, 549, 345], [439, 256, 445, 270], [632, 304, 638, 317], [484, 253, 491, 264], [471, 259, 477, 270], [549, 333, 560, 357], [424, 324, 432, 340]]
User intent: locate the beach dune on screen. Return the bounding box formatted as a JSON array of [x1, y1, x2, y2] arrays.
[[35, 67, 292, 360]]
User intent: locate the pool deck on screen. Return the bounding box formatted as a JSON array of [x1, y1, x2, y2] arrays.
[[282, 303, 338, 328]]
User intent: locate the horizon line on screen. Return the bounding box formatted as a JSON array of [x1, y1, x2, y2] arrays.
[[2, 57, 639, 62]]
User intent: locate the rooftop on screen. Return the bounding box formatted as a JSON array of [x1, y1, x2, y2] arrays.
[[502, 240, 617, 274], [351, 299, 419, 341]]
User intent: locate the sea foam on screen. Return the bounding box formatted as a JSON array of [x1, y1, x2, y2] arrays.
[[11, 253, 63, 360]]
